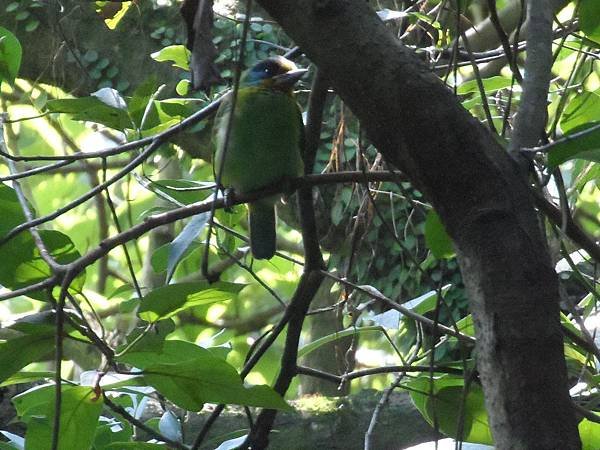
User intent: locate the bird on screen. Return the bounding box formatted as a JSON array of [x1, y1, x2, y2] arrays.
[[213, 56, 307, 260]]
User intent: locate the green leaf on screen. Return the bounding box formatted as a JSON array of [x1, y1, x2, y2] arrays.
[[145, 360, 290, 412], [151, 241, 201, 273], [0, 230, 85, 301], [0, 333, 55, 384], [150, 45, 191, 71], [104, 444, 166, 449], [580, 0, 600, 43], [15, 385, 102, 450], [25, 19, 40, 32], [0, 371, 54, 387], [176, 79, 190, 96], [166, 213, 210, 283], [560, 91, 600, 134], [0, 27, 22, 87], [0, 183, 28, 239], [5, 3, 19, 13], [138, 178, 213, 207], [424, 210, 455, 259], [46, 96, 132, 130], [117, 340, 290, 411], [83, 50, 99, 63], [14, 11, 30, 21], [454, 314, 475, 337], [407, 375, 493, 445], [126, 75, 160, 129], [298, 326, 382, 358], [117, 319, 175, 355], [13, 384, 56, 419], [103, 2, 133, 30], [400, 284, 453, 317], [548, 124, 600, 167], [580, 418, 600, 450], [457, 76, 513, 96], [138, 281, 244, 322]]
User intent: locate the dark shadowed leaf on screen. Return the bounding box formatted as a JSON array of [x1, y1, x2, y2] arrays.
[[179, 0, 223, 91], [0, 333, 55, 384], [0, 230, 84, 301], [0, 183, 28, 238], [580, 0, 600, 43]]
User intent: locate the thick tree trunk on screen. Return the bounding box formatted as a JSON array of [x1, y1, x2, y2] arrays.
[[256, 1, 580, 448]]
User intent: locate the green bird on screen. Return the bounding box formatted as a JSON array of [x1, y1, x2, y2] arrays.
[[213, 56, 306, 259]]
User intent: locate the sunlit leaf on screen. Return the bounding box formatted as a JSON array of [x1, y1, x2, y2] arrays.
[[560, 92, 600, 134], [46, 96, 132, 130], [117, 319, 176, 355], [176, 79, 191, 96], [92, 87, 127, 110], [117, 340, 291, 411], [126, 76, 160, 128], [298, 326, 382, 358], [0, 27, 22, 86], [0, 371, 54, 388], [457, 76, 513, 96], [14, 384, 102, 450], [137, 177, 213, 208], [580, 418, 600, 450], [407, 375, 493, 445], [102, 1, 133, 30], [548, 124, 600, 167], [150, 45, 191, 71], [424, 210, 455, 259], [138, 281, 244, 322], [151, 241, 202, 274]]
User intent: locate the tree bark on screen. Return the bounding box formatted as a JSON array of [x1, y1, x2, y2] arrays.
[[255, 1, 581, 448]]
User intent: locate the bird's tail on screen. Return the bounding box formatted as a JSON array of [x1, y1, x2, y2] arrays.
[[248, 200, 276, 260]]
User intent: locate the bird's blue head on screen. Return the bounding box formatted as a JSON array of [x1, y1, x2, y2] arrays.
[[242, 56, 308, 92]]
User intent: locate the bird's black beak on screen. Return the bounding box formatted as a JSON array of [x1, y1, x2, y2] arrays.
[[272, 68, 308, 90]]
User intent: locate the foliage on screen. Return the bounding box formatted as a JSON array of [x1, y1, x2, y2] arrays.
[[0, 0, 599, 448]]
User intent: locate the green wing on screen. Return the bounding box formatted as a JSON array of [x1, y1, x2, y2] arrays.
[[211, 92, 233, 185]]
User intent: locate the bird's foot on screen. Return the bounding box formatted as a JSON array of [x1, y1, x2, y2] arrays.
[[223, 187, 236, 211], [279, 176, 299, 200]]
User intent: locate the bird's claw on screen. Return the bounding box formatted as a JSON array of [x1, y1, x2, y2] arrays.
[[280, 177, 298, 199], [223, 187, 235, 211]]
